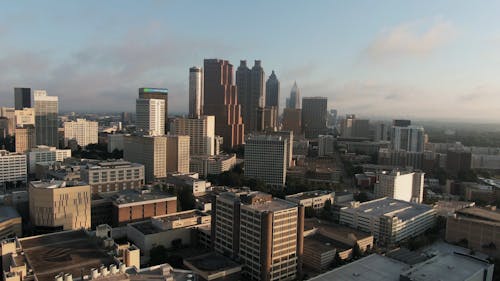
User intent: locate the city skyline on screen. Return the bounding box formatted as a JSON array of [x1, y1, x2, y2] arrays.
[[1, 1, 500, 122]]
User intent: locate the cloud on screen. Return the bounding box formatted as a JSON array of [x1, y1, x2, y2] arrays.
[[366, 19, 456, 60]]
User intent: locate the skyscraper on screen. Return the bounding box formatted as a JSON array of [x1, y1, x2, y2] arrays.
[[136, 98, 165, 136], [123, 135, 167, 183], [166, 135, 190, 174], [391, 125, 425, 152], [265, 70, 279, 110], [14, 87, 31, 110], [301, 97, 328, 138], [236, 60, 266, 132], [34, 90, 59, 147], [189, 67, 203, 118], [138, 88, 168, 132], [286, 81, 301, 109], [170, 115, 216, 156], [203, 59, 244, 150]]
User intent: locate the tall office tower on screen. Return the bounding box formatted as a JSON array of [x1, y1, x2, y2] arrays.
[[166, 135, 190, 174], [265, 71, 279, 110], [14, 107, 35, 126], [170, 115, 216, 156], [236, 60, 265, 132], [0, 107, 15, 136], [138, 88, 169, 132], [0, 150, 27, 188], [34, 90, 59, 147], [301, 97, 328, 139], [236, 60, 251, 126], [203, 59, 244, 150], [189, 67, 204, 118], [123, 135, 167, 183], [15, 125, 36, 153], [245, 135, 287, 187], [286, 81, 301, 109], [374, 170, 424, 203], [29, 180, 91, 232], [391, 125, 425, 152], [341, 114, 370, 138], [63, 118, 98, 147], [393, 119, 411, 127], [14, 87, 31, 110], [136, 98, 165, 136], [282, 108, 302, 135], [213, 191, 304, 281]]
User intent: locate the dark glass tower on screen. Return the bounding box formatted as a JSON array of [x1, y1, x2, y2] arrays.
[[14, 87, 31, 110]]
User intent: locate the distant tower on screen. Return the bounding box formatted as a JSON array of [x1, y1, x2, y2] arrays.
[[14, 88, 31, 110], [203, 59, 244, 150], [139, 88, 168, 132], [236, 60, 265, 132], [189, 67, 203, 118], [265, 70, 279, 110], [287, 81, 301, 109], [34, 90, 59, 147], [302, 97, 328, 138]]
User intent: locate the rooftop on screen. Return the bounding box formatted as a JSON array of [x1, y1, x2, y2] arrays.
[[0, 205, 21, 223], [286, 190, 334, 201], [86, 160, 143, 169], [343, 197, 434, 221], [19, 230, 115, 281], [97, 188, 175, 206], [29, 180, 88, 189], [455, 206, 500, 223], [304, 233, 351, 253], [307, 254, 409, 281], [304, 218, 372, 240], [184, 252, 241, 274]]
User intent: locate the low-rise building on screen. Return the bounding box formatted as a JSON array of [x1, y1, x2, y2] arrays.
[[28, 145, 71, 173], [374, 170, 425, 203], [433, 200, 475, 217], [189, 154, 236, 177], [303, 233, 352, 271], [285, 190, 334, 211], [183, 252, 242, 281], [339, 197, 436, 245], [162, 173, 211, 196], [107, 133, 125, 153], [81, 160, 145, 193], [0, 150, 27, 188]]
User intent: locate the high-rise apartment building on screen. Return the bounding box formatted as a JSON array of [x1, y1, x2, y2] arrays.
[[245, 135, 287, 187], [213, 191, 304, 281], [34, 90, 59, 147], [15, 125, 36, 153], [136, 98, 165, 136], [286, 82, 301, 109], [302, 97, 328, 139], [373, 170, 424, 203], [123, 135, 167, 183], [203, 59, 244, 150], [138, 88, 169, 132], [63, 118, 98, 147], [14, 87, 31, 110], [29, 180, 91, 232], [391, 125, 425, 152], [189, 67, 203, 118], [0, 150, 27, 188], [282, 108, 302, 135], [166, 135, 190, 174], [236, 60, 266, 132], [170, 115, 215, 156]]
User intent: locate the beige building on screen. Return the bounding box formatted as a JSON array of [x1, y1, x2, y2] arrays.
[[15, 125, 36, 153], [63, 118, 98, 147], [124, 135, 167, 183], [286, 190, 334, 211], [374, 170, 424, 203], [81, 160, 145, 193], [29, 180, 91, 231], [166, 135, 190, 174], [189, 154, 236, 177], [170, 116, 216, 156], [14, 107, 35, 126], [27, 145, 72, 172], [446, 206, 500, 258]]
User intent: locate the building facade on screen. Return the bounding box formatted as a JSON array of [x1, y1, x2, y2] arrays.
[[138, 87, 169, 132], [391, 125, 425, 152], [374, 170, 424, 203], [14, 87, 31, 110], [27, 145, 71, 172], [189, 66, 203, 118], [166, 135, 190, 174], [189, 154, 237, 177], [34, 90, 59, 147], [170, 116, 215, 156], [301, 97, 328, 139], [63, 118, 98, 147], [81, 160, 145, 193], [15, 125, 36, 153], [286, 82, 300, 109], [236, 60, 266, 132], [286, 190, 334, 211], [0, 150, 27, 187], [123, 135, 167, 183], [282, 108, 301, 136], [14, 107, 35, 126], [245, 135, 287, 187], [136, 98, 165, 136]]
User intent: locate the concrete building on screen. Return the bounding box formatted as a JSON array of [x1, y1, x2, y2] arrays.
[[203, 59, 244, 150], [123, 135, 167, 183], [286, 190, 334, 211], [282, 108, 301, 136], [236, 60, 265, 132], [446, 148, 472, 176], [14, 87, 31, 110], [374, 170, 424, 203], [212, 191, 304, 281], [138, 87, 169, 132], [302, 97, 328, 139], [136, 98, 165, 136], [0, 150, 27, 188], [34, 90, 59, 147], [318, 135, 335, 157], [0, 205, 22, 239], [14, 107, 35, 127], [189, 66, 203, 118], [15, 125, 36, 153], [63, 118, 98, 147], [189, 154, 236, 177], [0, 107, 16, 137], [184, 252, 242, 281], [27, 145, 71, 173], [245, 135, 287, 187], [166, 135, 190, 174], [81, 160, 145, 193], [341, 114, 371, 139], [339, 197, 436, 245], [107, 133, 125, 153], [391, 125, 425, 152], [446, 206, 500, 258], [286, 81, 301, 109], [170, 116, 215, 156], [29, 180, 91, 231], [162, 173, 210, 196]]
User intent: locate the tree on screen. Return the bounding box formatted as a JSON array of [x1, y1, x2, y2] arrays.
[[332, 252, 343, 268], [304, 207, 316, 218], [178, 186, 195, 211], [324, 199, 332, 212], [353, 243, 363, 259]]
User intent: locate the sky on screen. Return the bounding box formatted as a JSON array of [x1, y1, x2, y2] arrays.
[[1, 1, 500, 122]]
